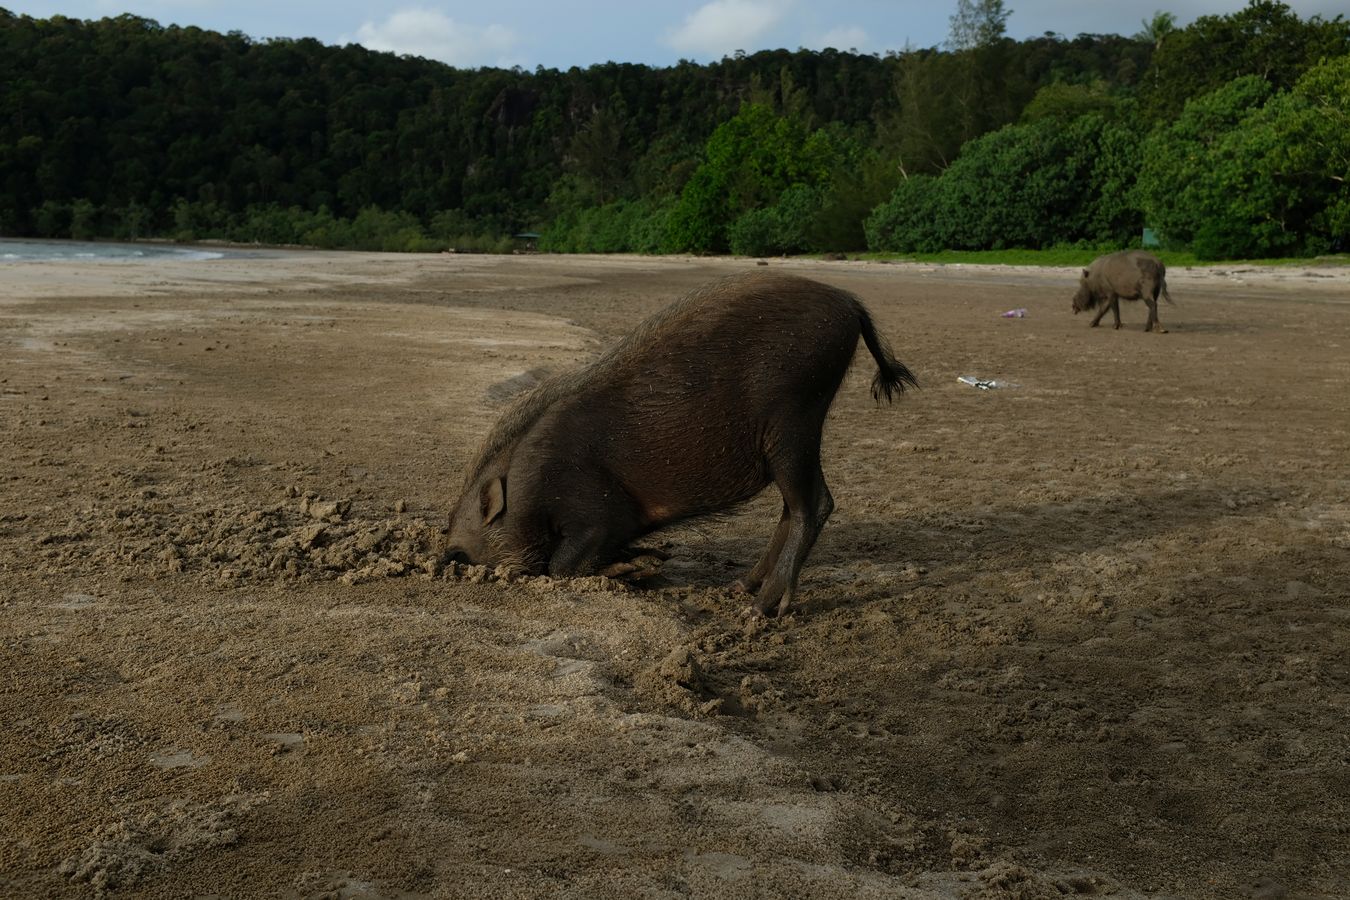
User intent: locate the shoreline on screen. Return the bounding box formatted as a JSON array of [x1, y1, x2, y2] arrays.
[[4, 246, 1349, 305]]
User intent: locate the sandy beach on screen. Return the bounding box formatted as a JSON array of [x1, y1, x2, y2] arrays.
[[2, 249, 1347, 898]]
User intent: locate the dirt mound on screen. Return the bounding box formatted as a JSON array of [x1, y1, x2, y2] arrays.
[[32, 485, 443, 585], [28, 482, 663, 594]]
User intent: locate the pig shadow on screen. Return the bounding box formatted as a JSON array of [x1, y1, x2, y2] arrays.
[[833, 484, 1253, 564], [1150, 321, 1259, 335], [661, 483, 1281, 606]]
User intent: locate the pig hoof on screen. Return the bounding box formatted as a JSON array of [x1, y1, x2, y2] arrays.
[[600, 561, 638, 579], [1089, 321, 1099, 328], [749, 590, 788, 618]]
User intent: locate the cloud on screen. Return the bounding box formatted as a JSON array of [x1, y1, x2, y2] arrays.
[[665, 0, 786, 57], [353, 8, 518, 68], [92, 0, 219, 9], [812, 25, 869, 52]]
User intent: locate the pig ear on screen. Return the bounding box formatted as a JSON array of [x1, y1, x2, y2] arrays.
[[480, 476, 506, 525], [1081, 268, 1090, 279]]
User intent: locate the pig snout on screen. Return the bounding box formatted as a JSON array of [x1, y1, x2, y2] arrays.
[[443, 548, 476, 569]]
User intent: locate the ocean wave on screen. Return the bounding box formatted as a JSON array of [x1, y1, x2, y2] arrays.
[[0, 240, 229, 262]]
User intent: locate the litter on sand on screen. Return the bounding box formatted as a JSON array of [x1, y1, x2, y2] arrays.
[[1001, 308, 1028, 318], [955, 375, 1015, 388]]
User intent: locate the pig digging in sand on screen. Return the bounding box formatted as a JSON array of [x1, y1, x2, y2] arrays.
[[1072, 249, 1174, 333], [445, 271, 918, 617]]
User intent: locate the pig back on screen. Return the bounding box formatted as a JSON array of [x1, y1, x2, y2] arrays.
[[536, 274, 865, 523], [1091, 250, 1163, 299]]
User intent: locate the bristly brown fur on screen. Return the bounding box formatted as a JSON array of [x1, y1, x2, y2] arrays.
[[464, 273, 918, 489], [461, 368, 587, 490], [448, 270, 917, 613], [480, 522, 546, 572], [460, 277, 737, 490], [857, 303, 919, 402]]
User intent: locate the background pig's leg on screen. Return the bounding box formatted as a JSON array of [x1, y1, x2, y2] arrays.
[[752, 456, 834, 617], [1145, 295, 1165, 332], [732, 503, 790, 594], [1111, 296, 1122, 329], [1090, 301, 1111, 328]]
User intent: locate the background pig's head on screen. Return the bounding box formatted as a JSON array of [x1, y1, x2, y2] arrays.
[[1071, 269, 1094, 313]]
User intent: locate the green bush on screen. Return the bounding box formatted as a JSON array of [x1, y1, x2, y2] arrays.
[[168, 198, 234, 242], [727, 207, 782, 257], [1089, 124, 1145, 246], [541, 197, 675, 254], [1138, 76, 1273, 250], [70, 199, 99, 241], [1139, 58, 1350, 259], [728, 184, 823, 256], [627, 200, 675, 254], [809, 158, 898, 253], [864, 175, 946, 253], [34, 200, 70, 238], [866, 115, 1141, 253], [667, 104, 841, 253], [111, 202, 154, 241]]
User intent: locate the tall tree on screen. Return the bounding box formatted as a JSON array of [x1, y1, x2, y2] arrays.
[[945, 0, 1015, 142], [1135, 11, 1178, 49], [946, 0, 1012, 51], [1139, 1, 1350, 123]]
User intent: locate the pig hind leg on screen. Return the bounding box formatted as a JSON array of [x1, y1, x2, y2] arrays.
[[750, 448, 834, 617], [1144, 283, 1167, 333], [733, 503, 790, 595]]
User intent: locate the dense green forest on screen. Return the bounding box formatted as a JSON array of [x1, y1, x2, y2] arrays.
[[1, 1, 1346, 259]]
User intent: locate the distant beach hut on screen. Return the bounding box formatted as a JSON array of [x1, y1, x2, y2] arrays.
[[513, 232, 541, 252]]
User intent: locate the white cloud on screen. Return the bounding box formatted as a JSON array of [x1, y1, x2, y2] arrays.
[[352, 8, 518, 68], [665, 0, 786, 57], [92, 0, 219, 9], [812, 24, 869, 52]]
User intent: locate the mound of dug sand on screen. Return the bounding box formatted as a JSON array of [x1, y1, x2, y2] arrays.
[[30, 481, 661, 593], [32, 485, 442, 586]]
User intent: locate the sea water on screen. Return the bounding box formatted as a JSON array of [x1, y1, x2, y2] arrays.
[[0, 238, 225, 262]]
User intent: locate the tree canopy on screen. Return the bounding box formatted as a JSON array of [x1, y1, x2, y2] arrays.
[[2, 1, 1346, 258]]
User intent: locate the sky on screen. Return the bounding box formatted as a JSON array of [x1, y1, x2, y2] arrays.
[[4, 0, 1346, 69]]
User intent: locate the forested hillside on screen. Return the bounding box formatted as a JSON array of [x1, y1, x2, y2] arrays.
[[1, 1, 1346, 258]]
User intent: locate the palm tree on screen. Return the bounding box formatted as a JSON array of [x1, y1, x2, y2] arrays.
[[1137, 11, 1178, 49]]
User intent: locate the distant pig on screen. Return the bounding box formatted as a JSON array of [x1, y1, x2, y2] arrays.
[[1072, 250, 1174, 332], [444, 272, 918, 616]]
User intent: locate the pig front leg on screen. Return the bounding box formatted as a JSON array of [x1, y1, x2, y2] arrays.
[[548, 526, 612, 576], [552, 528, 662, 580], [1089, 300, 1111, 328], [545, 474, 643, 577]]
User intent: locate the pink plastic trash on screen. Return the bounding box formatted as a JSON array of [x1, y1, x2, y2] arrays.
[[1001, 308, 1028, 318]]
